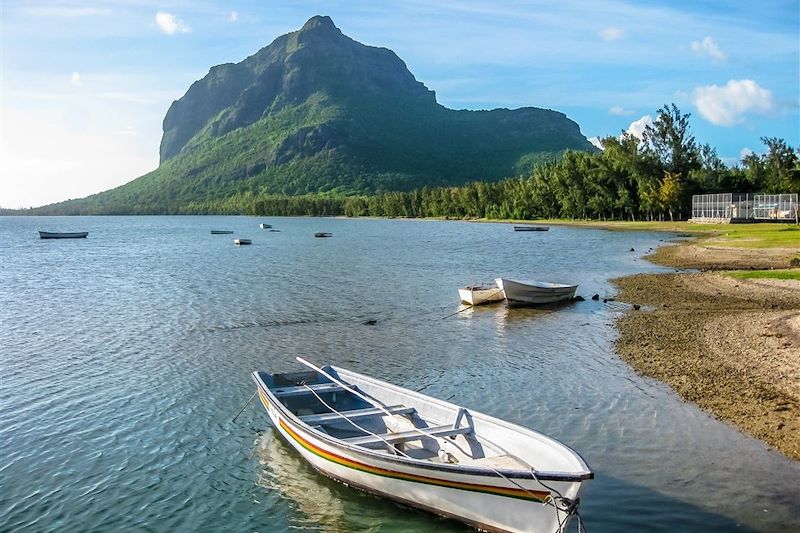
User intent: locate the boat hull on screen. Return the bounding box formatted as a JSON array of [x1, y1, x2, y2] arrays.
[[253, 371, 589, 533], [458, 287, 504, 306], [495, 278, 577, 305], [513, 226, 549, 231], [38, 231, 88, 239]]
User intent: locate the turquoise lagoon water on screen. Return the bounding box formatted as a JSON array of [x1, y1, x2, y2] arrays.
[[1, 216, 798, 532]]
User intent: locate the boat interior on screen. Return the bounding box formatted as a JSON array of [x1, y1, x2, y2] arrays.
[[258, 369, 538, 470]]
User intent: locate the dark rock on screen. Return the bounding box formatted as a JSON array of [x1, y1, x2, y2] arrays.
[[633, 304, 641, 310], [790, 257, 800, 267], [629, 247, 635, 252], [591, 294, 600, 301], [572, 295, 585, 301]]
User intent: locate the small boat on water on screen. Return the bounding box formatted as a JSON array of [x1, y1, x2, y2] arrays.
[[38, 231, 88, 239], [211, 230, 234, 235], [252, 359, 591, 533], [513, 226, 549, 232], [314, 232, 333, 238], [495, 278, 577, 305], [458, 284, 505, 306], [234, 238, 252, 245], [259, 223, 272, 229]]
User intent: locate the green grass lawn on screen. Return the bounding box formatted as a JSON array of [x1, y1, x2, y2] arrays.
[[726, 269, 800, 281], [536, 220, 800, 249]]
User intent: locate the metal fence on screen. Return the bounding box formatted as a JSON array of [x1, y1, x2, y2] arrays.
[[691, 193, 798, 222]]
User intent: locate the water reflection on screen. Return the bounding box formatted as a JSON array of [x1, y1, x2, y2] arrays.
[[254, 431, 468, 532]]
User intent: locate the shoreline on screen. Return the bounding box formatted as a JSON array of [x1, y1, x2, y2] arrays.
[[613, 238, 800, 460]]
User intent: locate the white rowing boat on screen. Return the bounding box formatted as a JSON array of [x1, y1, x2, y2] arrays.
[[495, 278, 577, 306], [458, 284, 505, 306], [252, 358, 591, 532], [234, 238, 252, 245]]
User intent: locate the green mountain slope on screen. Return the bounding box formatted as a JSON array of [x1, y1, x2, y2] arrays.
[[27, 15, 596, 215]]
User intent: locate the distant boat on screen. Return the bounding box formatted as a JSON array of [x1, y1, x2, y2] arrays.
[[458, 284, 505, 306], [269, 229, 281, 232], [514, 225, 549, 232], [38, 231, 88, 239], [259, 223, 272, 229], [211, 230, 234, 235], [314, 232, 333, 238], [495, 278, 577, 305], [234, 239, 252, 245], [252, 359, 592, 533]]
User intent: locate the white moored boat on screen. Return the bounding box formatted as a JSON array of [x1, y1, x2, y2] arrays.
[[495, 278, 578, 306], [252, 358, 592, 533], [458, 284, 505, 306]]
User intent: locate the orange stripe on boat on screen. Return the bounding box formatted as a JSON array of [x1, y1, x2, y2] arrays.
[[278, 418, 549, 502]]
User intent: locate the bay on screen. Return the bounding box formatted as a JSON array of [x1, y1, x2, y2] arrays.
[[1, 216, 798, 531]]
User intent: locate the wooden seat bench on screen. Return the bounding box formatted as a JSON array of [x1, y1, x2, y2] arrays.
[[299, 405, 415, 425], [271, 382, 345, 398], [345, 424, 472, 447]]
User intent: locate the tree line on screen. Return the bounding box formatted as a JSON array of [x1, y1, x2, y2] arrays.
[[181, 104, 797, 221], [4, 104, 796, 219]]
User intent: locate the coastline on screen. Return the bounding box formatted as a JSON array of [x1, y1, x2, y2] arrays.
[[613, 237, 800, 460]]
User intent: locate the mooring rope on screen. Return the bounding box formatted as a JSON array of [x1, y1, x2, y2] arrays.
[[530, 468, 585, 533], [232, 390, 257, 423]]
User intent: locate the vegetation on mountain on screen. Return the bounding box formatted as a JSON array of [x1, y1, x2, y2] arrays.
[[3, 18, 795, 219], [6, 15, 593, 215], [4, 104, 795, 219]]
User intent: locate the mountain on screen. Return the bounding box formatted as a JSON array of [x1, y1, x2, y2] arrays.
[[28, 15, 596, 214]]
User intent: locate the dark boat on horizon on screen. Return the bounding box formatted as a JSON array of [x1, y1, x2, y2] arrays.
[[38, 231, 88, 239], [513, 226, 549, 232]]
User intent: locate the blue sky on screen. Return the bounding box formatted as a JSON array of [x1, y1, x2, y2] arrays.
[[1, 0, 798, 208]]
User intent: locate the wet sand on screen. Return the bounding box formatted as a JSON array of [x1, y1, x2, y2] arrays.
[[614, 241, 800, 460]]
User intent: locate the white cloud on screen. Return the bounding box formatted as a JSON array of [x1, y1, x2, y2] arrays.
[[623, 115, 653, 140], [690, 36, 726, 62], [229, 11, 239, 22], [609, 105, 633, 116], [588, 136, 604, 150], [693, 79, 774, 126], [155, 11, 190, 35], [599, 27, 624, 41], [739, 147, 754, 159], [70, 72, 82, 86]]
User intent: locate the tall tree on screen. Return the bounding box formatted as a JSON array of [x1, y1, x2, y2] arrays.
[[761, 137, 800, 192], [642, 104, 700, 178]]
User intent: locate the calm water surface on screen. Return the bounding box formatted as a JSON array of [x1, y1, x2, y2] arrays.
[[1, 216, 798, 532]]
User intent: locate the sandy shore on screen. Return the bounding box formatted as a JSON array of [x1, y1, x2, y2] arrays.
[[651, 239, 799, 270], [614, 242, 800, 460]]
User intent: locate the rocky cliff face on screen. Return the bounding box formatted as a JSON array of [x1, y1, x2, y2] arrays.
[[160, 15, 436, 162], [94, 14, 600, 207]]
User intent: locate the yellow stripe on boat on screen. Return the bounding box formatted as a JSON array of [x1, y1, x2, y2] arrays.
[[279, 418, 550, 502]]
